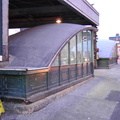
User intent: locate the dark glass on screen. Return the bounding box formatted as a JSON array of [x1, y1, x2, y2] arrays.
[[70, 36, 76, 64], [77, 32, 82, 63], [83, 31, 88, 62], [61, 43, 69, 65]]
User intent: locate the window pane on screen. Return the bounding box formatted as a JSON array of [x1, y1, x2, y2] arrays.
[[52, 56, 59, 66], [70, 36, 76, 64], [83, 31, 88, 62], [61, 43, 68, 65], [77, 32, 82, 63], [88, 30, 92, 62]]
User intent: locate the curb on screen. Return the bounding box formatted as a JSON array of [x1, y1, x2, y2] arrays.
[[3, 78, 92, 114]]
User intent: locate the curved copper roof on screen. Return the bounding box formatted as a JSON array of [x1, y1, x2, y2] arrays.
[[8, 23, 97, 68]]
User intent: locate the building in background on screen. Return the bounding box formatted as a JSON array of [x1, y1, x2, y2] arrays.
[[97, 40, 117, 68], [109, 33, 120, 43], [109, 34, 120, 63]]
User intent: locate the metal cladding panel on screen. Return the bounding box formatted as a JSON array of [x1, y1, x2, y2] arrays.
[[69, 65, 77, 81], [60, 66, 69, 84], [109, 58, 117, 65], [77, 64, 83, 78], [97, 58, 109, 68], [0, 75, 26, 98], [48, 67, 59, 88], [59, 0, 99, 25], [9, 23, 97, 68], [26, 73, 47, 96], [0, 75, 3, 95]]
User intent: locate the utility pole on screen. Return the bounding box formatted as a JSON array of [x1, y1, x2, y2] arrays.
[[0, 0, 9, 67]]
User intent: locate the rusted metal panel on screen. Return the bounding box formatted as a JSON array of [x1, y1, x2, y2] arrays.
[[1, 75, 26, 98], [77, 64, 83, 78], [0, 62, 94, 101], [48, 67, 59, 88], [0, 75, 4, 96], [97, 58, 109, 68], [26, 73, 47, 97], [88, 62, 93, 75], [60, 66, 69, 84], [69, 65, 77, 81], [59, 0, 99, 25]]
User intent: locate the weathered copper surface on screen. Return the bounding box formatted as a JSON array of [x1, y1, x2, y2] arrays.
[[8, 23, 97, 68]]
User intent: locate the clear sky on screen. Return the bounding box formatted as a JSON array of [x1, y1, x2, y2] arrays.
[[87, 0, 120, 40]]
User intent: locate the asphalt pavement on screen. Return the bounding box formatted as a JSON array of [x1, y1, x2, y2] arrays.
[[2, 64, 120, 120]]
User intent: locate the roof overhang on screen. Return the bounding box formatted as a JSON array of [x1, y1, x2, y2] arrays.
[[9, 0, 99, 28], [58, 0, 99, 25]]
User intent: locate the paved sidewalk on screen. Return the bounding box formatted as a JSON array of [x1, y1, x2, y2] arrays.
[[2, 64, 120, 120]]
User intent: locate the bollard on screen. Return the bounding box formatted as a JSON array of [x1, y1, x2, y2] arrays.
[[0, 99, 5, 119]]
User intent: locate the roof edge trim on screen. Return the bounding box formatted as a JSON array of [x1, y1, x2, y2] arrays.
[[49, 26, 98, 68]]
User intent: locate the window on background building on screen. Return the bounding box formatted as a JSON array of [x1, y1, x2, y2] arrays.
[[70, 36, 76, 64], [87, 30, 92, 62], [77, 32, 83, 64], [61, 43, 69, 65], [83, 31, 88, 62]]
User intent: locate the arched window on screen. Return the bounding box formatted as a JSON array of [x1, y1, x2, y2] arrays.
[[83, 31, 88, 62], [77, 32, 83, 64], [70, 36, 76, 65], [52, 30, 94, 66], [61, 43, 69, 66], [87, 30, 92, 62], [52, 56, 59, 66]]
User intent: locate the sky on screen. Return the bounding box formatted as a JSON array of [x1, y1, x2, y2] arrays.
[[87, 0, 120, 40], [9, 28, 20, 36]]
